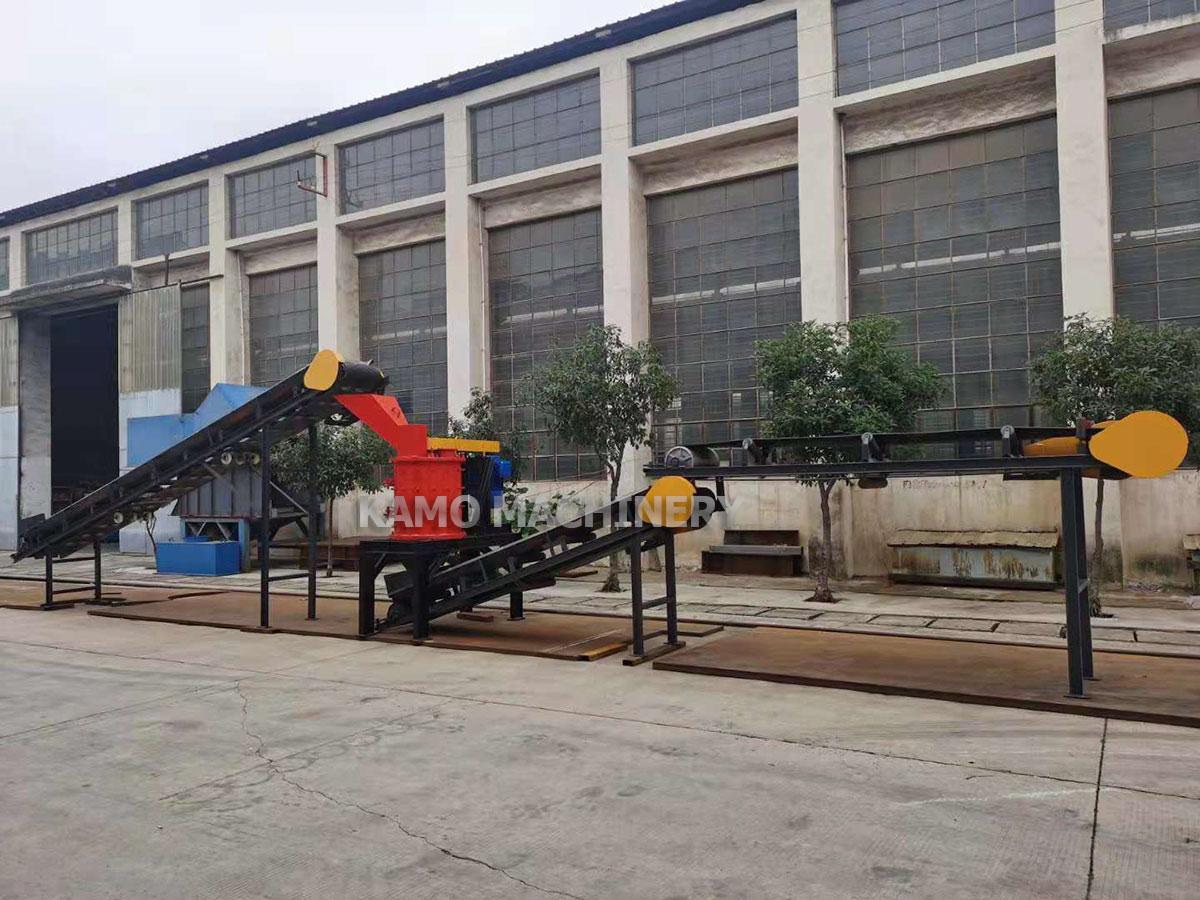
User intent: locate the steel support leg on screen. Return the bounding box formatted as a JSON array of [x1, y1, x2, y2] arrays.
[[1060, 471, 1087, 698], [358, 551, 376, 638], [630, 534, 644, 658], [412, 556, 430, 641], [1072, 472, 1095, 679], [306, 423, 319, 620], [259, 428, 271, 630], [42, 555, 53, 609], [509, 590, 524, 620], [93, 541, 102, 603], [664, 530, 679, 646]]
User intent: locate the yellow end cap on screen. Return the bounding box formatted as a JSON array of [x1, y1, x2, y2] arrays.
[[639, 476, 697, 529], [1090, 410, 1189, 478], [304, 349, 345, 391]]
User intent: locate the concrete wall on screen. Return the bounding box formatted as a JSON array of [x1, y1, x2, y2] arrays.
[[2, 1, 1200, 583]]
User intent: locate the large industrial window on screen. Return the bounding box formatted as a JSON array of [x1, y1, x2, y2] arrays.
[[341, 119, 445, 214], [471, 75, 601, 183], [248, 265, 318, 387], [25, 210, 118, 285], [1104, 0, 1200, 28], [834, 0, 1056, 95], [136, 184, 208, 259], [181, 283, 211, 414], [489, 210, 603, 480], [359, 241, 449, 435], [0, 240, 8, 291], [1110, 85, 1200, 328], [648, 170, 802, 450], [632, 17, 798, 146], [229, 157, 316, 238], [847, 118, 1063, 430]]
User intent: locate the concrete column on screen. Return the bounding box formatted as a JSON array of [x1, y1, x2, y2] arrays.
[[599, 56, 654, 491], [1055, 0, 1115, 319], [316, 144, 360, 358], [2, 237, 15, 290], [205, 173, 245, 384], [18, 314, 51, 521], [795, 0, 847, 325], [600, 57, 649, 345], [443, 102, 487, 414], [116, 197, 134, 266]]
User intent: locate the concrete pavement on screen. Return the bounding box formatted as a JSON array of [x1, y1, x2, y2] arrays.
[[1, 606, 1197, 899]]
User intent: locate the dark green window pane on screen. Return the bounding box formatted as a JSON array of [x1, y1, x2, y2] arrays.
[[341, 120, 444, 214], [136, 184, 208, 260], [836, 0, 1056, 95], [248, 265, 318, 387], [633, 17, 797, 146], [647, 169, 801, 451], [1110, 85, 1200, 327], [25, 210, 118, 285], [360, 241, 448, 435], [489, 210, 603, 480], [848, 117, 1062, 433], [472, 76, 600, 182], [229, 157, 316, 238]]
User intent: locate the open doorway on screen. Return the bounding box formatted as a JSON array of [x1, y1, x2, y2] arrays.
[[50, 306, 118, 512]]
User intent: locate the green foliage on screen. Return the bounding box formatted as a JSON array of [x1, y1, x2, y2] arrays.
[[1028, 315, 1200, 437], [521, 324, 677, 486], [448, 387, 526, 481], [271, 423, 393, 502], [755, 317, 944, 470], [755, 316, 943, 602]]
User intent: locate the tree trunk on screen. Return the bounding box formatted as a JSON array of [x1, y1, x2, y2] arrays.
[[600, 468, 622, 592], [811, 480, 837, 603], [325, 497, 335, 578], [1090, 477, 1105, 617]]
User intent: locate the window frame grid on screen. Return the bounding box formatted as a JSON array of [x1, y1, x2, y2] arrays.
[[340, 119, 446, 214], [0, 239, 8, 292], [488, 209, 605, 481], [846, 117, 1064, 432], [1109, 85, 1200, 329], [834, 0, 1057, 96], [180, 283, 211, 414], [359, 240, 450, 436], [247, 264, 319, 387], [471, 74, 602, 183], [647, 168, 803, 454], [228, 156, 317, 239], [24, 209, 119, 285], [1104, 0, 1200, 30], [632, 15, 799, 146], [136, 183, 209, 261]]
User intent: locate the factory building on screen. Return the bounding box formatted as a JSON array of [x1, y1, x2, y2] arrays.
[[1, 0, 1198, 584]]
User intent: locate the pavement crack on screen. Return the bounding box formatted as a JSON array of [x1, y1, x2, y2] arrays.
[[1084, 718, 1109, 900], [228, 683, 587, 900]]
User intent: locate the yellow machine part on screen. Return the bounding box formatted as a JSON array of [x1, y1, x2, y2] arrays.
[[1025, 412, 1188, 479], [639, 476, 698, 529], [303, 349, 345, 391], [1090, 410, 1188, 478], [427, 437, 502, 454]]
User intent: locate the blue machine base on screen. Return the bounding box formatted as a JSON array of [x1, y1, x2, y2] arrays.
[[156, 541, 242, 576]]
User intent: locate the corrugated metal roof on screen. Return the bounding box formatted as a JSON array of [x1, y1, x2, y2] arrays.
[[889, 530, 1061, 549], [0, 0, 766, 229]]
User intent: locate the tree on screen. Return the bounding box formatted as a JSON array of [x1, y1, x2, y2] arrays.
[[1028, 315, 1200, 614], [271, 423, 394, 576], [448, 387, 526, 481], [756, 317, 942, 603], [522, 324, 677, 592]]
